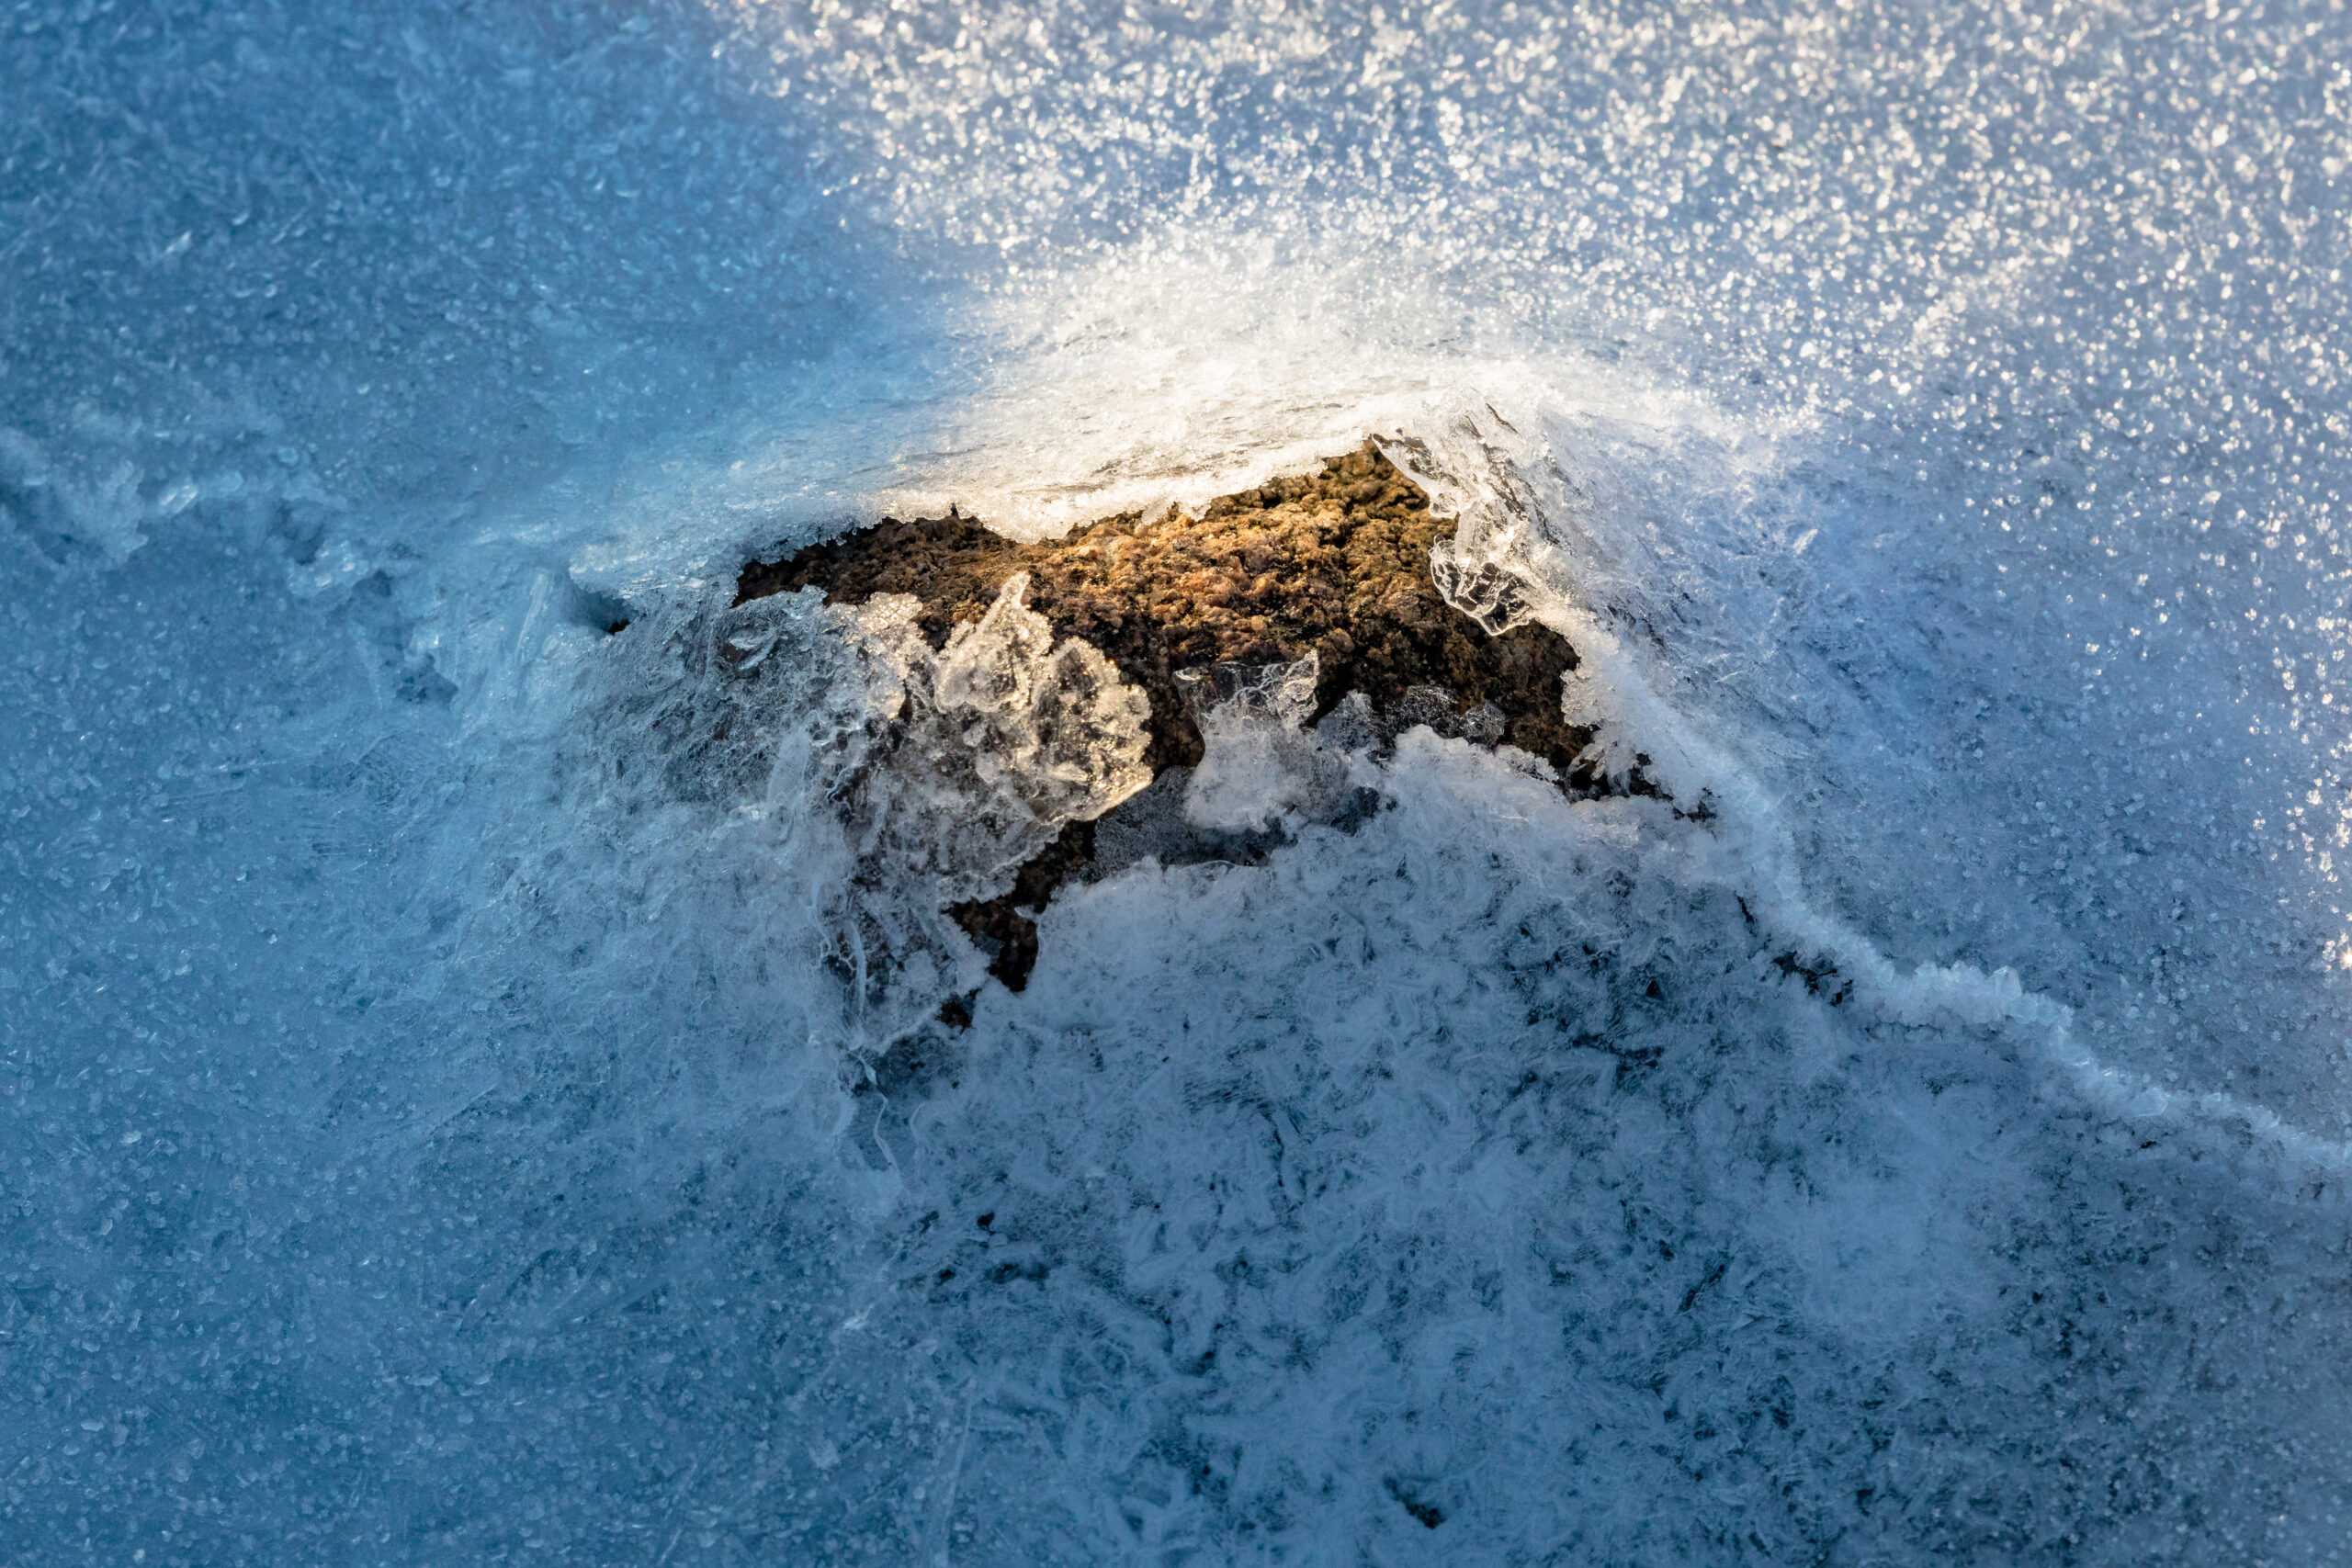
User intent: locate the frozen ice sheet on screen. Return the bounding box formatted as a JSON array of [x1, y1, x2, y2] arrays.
[[6, 0, 2352, 1563]]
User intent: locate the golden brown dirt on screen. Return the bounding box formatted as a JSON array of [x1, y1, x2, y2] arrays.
[[738, 445, 1588, 778], [735, 444, 1593, 991]]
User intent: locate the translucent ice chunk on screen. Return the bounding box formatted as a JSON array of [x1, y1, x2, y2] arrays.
[[878, 571, 1153, 904], [1427, 543, 1534, 637], [597, 570, 1153, 1044], [1182, 651, 1354, 831], [1173, 649, 1318, 728]]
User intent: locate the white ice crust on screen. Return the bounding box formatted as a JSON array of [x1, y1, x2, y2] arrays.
[[1178, 652, 1340, 832]]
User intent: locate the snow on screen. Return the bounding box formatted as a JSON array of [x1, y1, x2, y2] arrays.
[[7, 0, 2352, 1562]]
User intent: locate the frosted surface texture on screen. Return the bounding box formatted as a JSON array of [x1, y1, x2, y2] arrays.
[[907, 573, 1154, 900], [7, 1, 2352, 1563]]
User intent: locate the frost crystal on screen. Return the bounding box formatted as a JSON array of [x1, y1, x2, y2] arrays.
[[1181, 651, 1354, 831], [884, 571, 1151, 903]]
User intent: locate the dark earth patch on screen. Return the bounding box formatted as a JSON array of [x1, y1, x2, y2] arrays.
[[739, 444, 1597, 991]]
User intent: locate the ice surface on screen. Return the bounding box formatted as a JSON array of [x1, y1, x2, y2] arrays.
[[9, 0, 2352, 1562], [580, 574, 1148, 1050], [1180, 652, 1346, 832], [909, 573, 1154, 898]]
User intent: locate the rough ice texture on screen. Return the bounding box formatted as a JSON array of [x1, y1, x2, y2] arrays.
[[869, 574, 1152, 905], [11, 1, 2352, 1564]]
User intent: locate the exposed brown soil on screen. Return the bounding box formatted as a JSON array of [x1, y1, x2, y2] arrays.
[[737, 443, 1593, 992]]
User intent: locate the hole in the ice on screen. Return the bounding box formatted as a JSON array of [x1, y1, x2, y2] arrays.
[[271, 499, 330, 566], [0, 476, 92, 565], [1385, 1478, 1446, 1529], [563, 581, 633, 635], [861, 1029, 964, 1100], [398, 660, 457, 705]]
